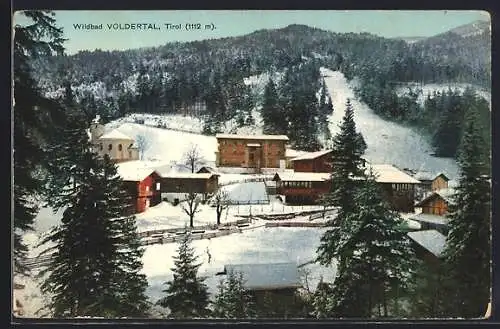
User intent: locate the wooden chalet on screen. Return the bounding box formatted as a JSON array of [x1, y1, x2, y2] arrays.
[[217, 262, 302, 317], [290, 149, 333, 173], [415, 188, 455, 216], [273, 172, 331, 204], [414, 171, 450, 194], [215, 134, 289, 173], [367, 164, 421, 212], [274, 164, 420, 211], [116, 161, 162, 214]]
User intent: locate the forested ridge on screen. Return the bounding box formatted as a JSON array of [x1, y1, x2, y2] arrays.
[[31, 22, 490, 158]]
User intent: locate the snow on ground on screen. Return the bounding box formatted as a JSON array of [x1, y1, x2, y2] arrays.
[[142, 226, 335, 302], [135, 198, 326, 233], [219, 182, 269, 204], [396, 83, 491, 108], [113, 113, 205, 134], [322, 68, 459, 181], [106, 122, 218, 164]]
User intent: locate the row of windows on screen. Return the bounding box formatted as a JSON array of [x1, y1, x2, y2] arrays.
[[392, 183, 414, 191], [278, 181, 313, 188], [99, 143, 134, 151], [220, 140, 283, 147]]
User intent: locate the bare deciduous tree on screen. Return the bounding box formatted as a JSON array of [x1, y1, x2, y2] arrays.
[[135, 134, 150, 160], [182, 192, 201, 228], [213, 190, 230, 225], [182, 143, 206, 173]]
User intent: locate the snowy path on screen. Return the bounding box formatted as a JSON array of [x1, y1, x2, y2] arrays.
[[322, 68, 459, 181]]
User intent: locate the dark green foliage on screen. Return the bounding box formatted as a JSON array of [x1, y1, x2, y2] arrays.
[[409, 260, 456, 318], [318, 174, 417, 318], [261, 79, 282, 134], [316, 99, 366, 266], [212, 270, 256, 319], [13, 10, 65, 276], [441, 105, 491, 318], [157, 233, 210, 318], [39, 155, 150, 317]]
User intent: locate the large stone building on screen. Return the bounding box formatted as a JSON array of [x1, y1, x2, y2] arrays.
[[89, 120, 139, 163], [215, 134, 289, 173]]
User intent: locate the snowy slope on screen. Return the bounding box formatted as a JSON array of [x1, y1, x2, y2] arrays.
[[142, 227, 335, 302], [106, 123, 218, 164], [321, 68, 459, 181]]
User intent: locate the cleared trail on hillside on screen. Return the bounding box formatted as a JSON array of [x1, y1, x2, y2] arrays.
[[322, 68, 459, 181]]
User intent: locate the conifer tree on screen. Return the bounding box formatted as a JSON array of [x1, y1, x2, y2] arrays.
[[321, 173, 417, 318], [38, 154, 150, 317], [261, 79, 281, 134], [13, 10, 65, 276], [157, 233, 210, 318], [212, 270, 256, 319], [441, 105, 491, 318], [316, 98, 366, 266]]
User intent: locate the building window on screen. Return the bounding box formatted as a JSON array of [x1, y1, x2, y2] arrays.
[[129, 151, 132, 158], [99, 143, 103, 151], [108, 144, 113, 151], [156, 182, 161, 191], [145, 186, 149, 192], [118, 144, 123, 151]]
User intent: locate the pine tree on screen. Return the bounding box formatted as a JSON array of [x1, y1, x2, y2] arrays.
[[38, 154, 150, 317], [323, 173, 417, 318], [316, 98, 366, 266], [157, 233, 210, 318], [261, 79, 281, 134], [13, 10, 65, 276], [212, 270, 256, 319], [441, 105, 491, 318]]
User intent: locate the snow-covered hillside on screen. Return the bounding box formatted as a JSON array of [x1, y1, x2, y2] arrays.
[[321, 68, 460, 181], [396, 83, 491, 108]]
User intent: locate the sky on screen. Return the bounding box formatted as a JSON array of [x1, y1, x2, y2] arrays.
[[13, 10, 490, 55]]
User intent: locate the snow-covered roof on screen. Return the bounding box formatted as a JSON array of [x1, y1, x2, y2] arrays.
[[407, 230, 447, 257], [98, 129, 134, 141], [116, 161, 159, 181], [416, 187, 456, 206], [274, 172, 330, 182], [368, 164, 421, 184], [409, 213, 450, 226], [160, 173, 218, 179], [222, 262, 301, 290], [290, 149, 332, 161], [216, 134, 289, 141], [414, 171, 449, 182], [285, 149, 307, 158]]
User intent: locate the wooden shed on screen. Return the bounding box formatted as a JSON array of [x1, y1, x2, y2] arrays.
[[415, 188, 456, 216], [159, 173, 219, 195]]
